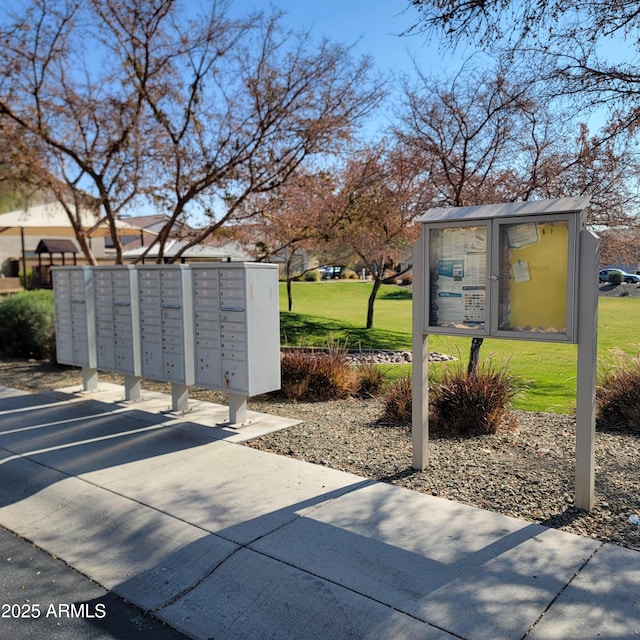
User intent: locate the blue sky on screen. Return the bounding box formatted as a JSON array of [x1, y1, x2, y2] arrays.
[[239, 0, 469, 135], [241, 0, 458, 79]]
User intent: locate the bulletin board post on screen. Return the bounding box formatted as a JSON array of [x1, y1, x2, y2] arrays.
[[411, 238, 429, 470], [575, 229, 600, 510], [411, 197, 599, 511]]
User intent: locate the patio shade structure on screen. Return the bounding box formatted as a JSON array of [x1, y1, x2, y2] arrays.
[[33, 239, 79, 288]]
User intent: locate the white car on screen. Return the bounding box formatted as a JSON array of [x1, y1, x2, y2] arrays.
[[599, 268, 640, 283]]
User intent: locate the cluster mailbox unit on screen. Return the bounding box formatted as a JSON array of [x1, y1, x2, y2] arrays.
[[192, 263, 280, 422], [52, 262, 280, 424], [52, 266, 98, 391], [138, 265, 195, 411], [412, 197, 600, 510], [93, 266, 141, 399]]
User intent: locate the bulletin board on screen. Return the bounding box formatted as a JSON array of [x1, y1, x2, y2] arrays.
[[497, 220, 570, 335], [428, 225, 487, 331]]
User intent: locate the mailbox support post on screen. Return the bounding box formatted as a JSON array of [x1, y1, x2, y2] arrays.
[[124, 375, 141, 402], [82, 367, 98, 392], [171, 383, 189, 413], [228, 393, 248, 425]]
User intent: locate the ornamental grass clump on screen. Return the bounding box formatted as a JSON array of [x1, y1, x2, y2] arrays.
[[429, 357, 521, 436], [596, 348, 640, 432], [278, 347, 359, 401], [355, 363, 387, 398], [381, 374, 413, 425]]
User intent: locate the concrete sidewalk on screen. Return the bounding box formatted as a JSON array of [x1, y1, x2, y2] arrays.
[[0, 382, 638, 640]]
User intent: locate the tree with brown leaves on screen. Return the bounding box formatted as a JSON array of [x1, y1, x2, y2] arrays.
[[0, 0, 385, 263]]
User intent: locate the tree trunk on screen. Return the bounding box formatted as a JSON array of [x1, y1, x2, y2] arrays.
[[286, 257, 293, 311], [468, 337, 484, 377], [74, 229, 98, 266], [366, 277, 382, 329]]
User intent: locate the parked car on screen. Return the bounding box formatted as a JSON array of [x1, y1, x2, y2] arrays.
[[599, 268, 640, 283], [319, 265, 342, 280]]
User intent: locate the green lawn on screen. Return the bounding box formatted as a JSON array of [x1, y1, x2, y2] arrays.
[[280, 281, 640, 414]]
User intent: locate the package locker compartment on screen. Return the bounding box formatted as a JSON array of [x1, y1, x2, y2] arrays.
[[97, 337, 116, 371], [163, 351, 185, 382], [222, 358, 248, 392], [141, 344, 164, 380], [195, 346, 223, 387], [115, 346, 136, 372], [56, 332, 74, 363]]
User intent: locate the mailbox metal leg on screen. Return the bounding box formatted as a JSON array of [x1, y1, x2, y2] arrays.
[[171, 383, 189, 412], [228, 394, 247, 425], [82, 367, 98, 392], [124, 375, 141, 401]]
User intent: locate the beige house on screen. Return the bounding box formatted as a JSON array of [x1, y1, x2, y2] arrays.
[[0, 202, 147, 284]]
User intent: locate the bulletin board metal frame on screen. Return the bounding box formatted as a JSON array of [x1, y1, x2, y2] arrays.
[[412, 197, 600, 511]]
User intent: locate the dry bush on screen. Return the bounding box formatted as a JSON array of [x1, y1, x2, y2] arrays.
[[381, 375, 413, 425], [355, 363, 387, 398], [597, 349, 640, 432], [278, 348, 359, 401], [429, 358, 520, 436]]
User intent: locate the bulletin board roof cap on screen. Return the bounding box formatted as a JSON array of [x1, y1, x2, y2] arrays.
[[418, 196, 591, 223]]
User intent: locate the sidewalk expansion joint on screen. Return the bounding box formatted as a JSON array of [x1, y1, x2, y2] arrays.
[[520, 542, 604, 639]]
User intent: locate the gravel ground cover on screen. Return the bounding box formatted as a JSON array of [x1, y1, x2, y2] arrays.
[[0, 355, 638, 552]]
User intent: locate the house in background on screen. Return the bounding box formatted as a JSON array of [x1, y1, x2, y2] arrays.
[[0, 206, 264, 289], [0, 202, 149, 284], [118, 214, 251, 262]]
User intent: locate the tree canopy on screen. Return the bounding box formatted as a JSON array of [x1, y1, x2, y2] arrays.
[[0, 0, 385, 263], [407, 0, 640, 135]]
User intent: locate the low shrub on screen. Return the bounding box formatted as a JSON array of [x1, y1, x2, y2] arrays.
[[355, 363, 387, 398], [0, 290, 55, 360], [596, 349, 640, 432], [381, 374, 413, 425], [398, 273, 413, 286], [429, 358, 520, 436], [278, 347, 359, 401], [342, 268, 359, 280], [304, 269, 320, 282], [608, 270, 623, 285], [380, 358, 520, 435]]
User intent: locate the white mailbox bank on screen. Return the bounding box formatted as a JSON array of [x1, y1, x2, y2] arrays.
[[52, 263, 281, 424], [52, 267, 98, 391], [93, 266, 141, 400], [412, 197, 600, 510], [192, 263, 280, 423]]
